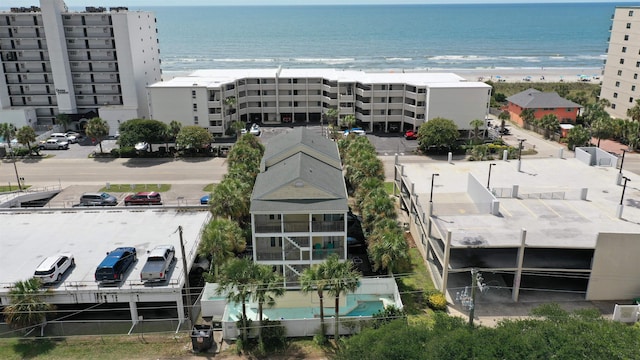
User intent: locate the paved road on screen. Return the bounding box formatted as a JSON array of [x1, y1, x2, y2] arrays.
[[0, 157, 227, 188]]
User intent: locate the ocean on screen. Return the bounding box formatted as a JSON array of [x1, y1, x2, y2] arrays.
[[104, 3, 639, 72]]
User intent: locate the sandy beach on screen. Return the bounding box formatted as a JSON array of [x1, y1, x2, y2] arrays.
[[162, 67, 603, 83], [451, 67, 602, 83]]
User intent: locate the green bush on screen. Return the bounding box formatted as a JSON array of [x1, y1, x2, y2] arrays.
[[11, 147, 31, 156], [426, 291, 448, 311], [260, 320, 287, 352], [112, 146, 136, 158]]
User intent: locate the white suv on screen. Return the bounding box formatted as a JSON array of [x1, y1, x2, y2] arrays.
[[50, 132, 77, 143], [34, 253, 75, 284], [39, 138, 69, 150]]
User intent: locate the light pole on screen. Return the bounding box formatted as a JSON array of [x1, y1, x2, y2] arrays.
[[617, 149, 627, 185], [517, 138, 526, 172], [429, 173, 439, 216], [617, 176, 631, 219], [11, 149, 23, 191], [487, 163, 496, 190]]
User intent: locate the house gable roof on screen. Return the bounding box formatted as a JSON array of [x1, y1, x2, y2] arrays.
[[506, 88, 583, 109], [260, 127, 341, 171], [251, 151, 348, 213]]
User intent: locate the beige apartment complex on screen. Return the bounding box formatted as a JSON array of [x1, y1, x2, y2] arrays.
[[0, 0, 161, 133], [149, 69, 491, 137], [601, 6, 640, 119]]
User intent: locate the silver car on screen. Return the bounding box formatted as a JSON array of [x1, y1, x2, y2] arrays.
[[39, 138, 69, 150]]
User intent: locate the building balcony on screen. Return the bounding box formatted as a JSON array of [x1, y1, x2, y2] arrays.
[[254, 220, 345, 234]]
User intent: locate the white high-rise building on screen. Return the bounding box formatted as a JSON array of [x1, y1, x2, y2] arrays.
[[0, 1, 161, 133], [600, 6, 640, 120]]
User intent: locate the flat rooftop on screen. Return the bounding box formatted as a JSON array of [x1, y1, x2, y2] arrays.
[[150, 68, 488, 88], [1, 208, 210, 293], [401, 157, 640, 248]]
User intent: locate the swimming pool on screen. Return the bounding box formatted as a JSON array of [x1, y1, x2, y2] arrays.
[[224, 293, 395, 321]]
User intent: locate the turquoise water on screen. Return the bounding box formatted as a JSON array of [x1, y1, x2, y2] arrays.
[[96, 3, 618, 71], [226, 294, 394, 321]]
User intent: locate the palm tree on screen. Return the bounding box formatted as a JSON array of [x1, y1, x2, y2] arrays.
[[164, 120, 182, 149], [231, 120, 246, 137], [520, 108, 535, 126], [360, 188, 396, 233], [216, 258, 256, 343], [591, 116, 614, 147], [209, 178, 251, 222], [85, 117, 110, 153], [3, 278, 54, 334], [300, 262, 332, 337], [325, 254, 360, 340], [627, 99, 640, 122], [539, 114, 559, 139], [0, 123, 17, 150], [469, 118, 484, 143], [16, 126, 37, 155], [56, 113, 71, 131], [224, 96, 237, 122], [325, 108, 339, 126], [367, 227, 409, 276], [199, 218, 246, 280], [252, 265, 285, 343], [498, 111, 511, 132], [341, 114, 356, 131]]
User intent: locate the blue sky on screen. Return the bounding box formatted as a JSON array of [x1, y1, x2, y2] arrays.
[[5, 0, 640, 7]]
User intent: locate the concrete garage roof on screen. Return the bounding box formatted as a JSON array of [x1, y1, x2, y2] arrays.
[[0, 208, 210, 297], [401, 157, 640, 248]]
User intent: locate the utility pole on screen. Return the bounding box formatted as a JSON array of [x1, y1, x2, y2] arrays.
[[179, 225, 193, 327], [457, 268, 488, 327]]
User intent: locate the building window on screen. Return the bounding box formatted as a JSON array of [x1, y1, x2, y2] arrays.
[[612, 104, 616, 109], [192, 103, 197, 111], [620, 58, 625, 65], [193, 116, 198, 124], [636, 61, 640, 67], [625, 35, 630, 41], [618, 70, 623, 76], [629, 10, 634, 16], [630, 97, 634, 103], [635, 73, 639, 79], [191, 90, 196, 98], [616, 81, 621, 87], [633, 85, 636, 91], [627, 23, 632, 29], [622, 46, 627, 53], [613, 93, 618, 98]]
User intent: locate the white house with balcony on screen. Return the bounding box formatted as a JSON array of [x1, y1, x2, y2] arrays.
[[250, 127, 348, 287]]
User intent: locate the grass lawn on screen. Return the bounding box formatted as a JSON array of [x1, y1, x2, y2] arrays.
[[0, 334, 331, 359], [0, 185, 30, 192], [383, 181, 395, 195], [395, 246, 437, 319], [98, 184, 171, 193]]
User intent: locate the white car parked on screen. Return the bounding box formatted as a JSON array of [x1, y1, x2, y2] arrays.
[[39, 138, 69, 150], [34, 253, 75, 284], [50, 132, 76, 143]]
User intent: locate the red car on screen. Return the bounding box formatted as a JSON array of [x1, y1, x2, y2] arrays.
[[124, 192, 162, 206], [405, 129, 418, 140]]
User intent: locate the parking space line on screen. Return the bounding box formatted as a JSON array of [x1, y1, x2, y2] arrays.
[[537, 198, 562, 218]]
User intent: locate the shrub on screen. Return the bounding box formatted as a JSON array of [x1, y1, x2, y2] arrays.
[[372, 305, 406, 328], [112, 146, 136, 158], [260, 320, 287, 352], [426, 291, 448, 311]]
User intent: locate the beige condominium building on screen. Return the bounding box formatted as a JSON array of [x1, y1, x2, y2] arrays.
[[601, 6, 640, 120], [148, 68, 491, 137], [0, 0, 161, 133]]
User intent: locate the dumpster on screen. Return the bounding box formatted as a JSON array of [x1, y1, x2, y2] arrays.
[[191, 324, 214, 353]]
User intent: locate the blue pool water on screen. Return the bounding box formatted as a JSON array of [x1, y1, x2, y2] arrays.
[[226, 294, 393, 321]]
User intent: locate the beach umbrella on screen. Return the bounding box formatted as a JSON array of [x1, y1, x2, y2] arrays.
[[495, 75, 501, 78]]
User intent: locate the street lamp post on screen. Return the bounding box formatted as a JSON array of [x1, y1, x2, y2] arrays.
[[487, 163, 496, 190], [517, 138, 526, 172], [617, 149, 627, 185], [617, 176, 631, 219], [429, 173, 439, 216], [11, 149, 23, 191]]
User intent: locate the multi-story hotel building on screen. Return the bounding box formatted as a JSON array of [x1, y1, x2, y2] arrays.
[[0, 0, 161, 132], [600, 6, 640, 119], [149, 69, 491, 136]]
